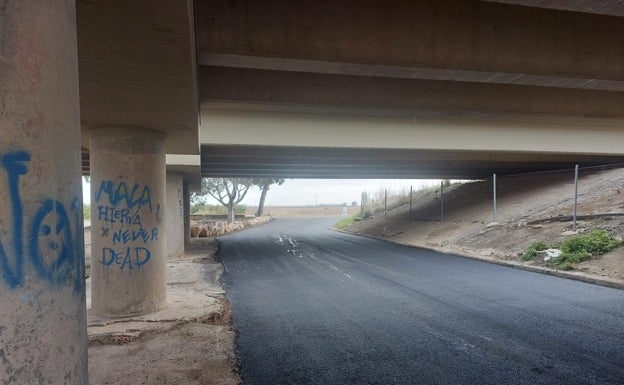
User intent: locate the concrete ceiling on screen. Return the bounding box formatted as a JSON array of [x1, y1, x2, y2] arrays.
[[195, 0, 624, 123], [77, 0, 199, 155]]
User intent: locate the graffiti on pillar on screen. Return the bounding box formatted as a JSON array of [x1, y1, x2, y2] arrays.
[[95, 180, 159, 273], [177, 186, 183, 218], [0, 151, 85, 292]]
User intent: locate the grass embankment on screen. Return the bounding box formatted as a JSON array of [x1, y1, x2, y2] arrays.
[[334, 212, 365, 230]]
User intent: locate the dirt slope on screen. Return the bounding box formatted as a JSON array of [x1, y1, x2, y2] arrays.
[[345, 168, 624, 285]]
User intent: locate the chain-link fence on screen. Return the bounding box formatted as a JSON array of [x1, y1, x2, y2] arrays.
[[360, 163, 624, 226]]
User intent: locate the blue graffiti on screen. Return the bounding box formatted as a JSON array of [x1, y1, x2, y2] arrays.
[[0, 151, 29, 288], [97, 206, 143, 227], [101, 246, 151, 271], [29, 199, 73, 285], [95, 181, 152, 212], [112, 227, 158, 245], [0, 151, 84, 291]]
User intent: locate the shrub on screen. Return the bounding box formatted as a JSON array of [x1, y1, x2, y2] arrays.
[[521, 241, 549, 261], [560, 230, 620, 255], [549, 230, 621, 269]]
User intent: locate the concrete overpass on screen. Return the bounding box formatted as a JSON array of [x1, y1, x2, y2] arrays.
[[194, 0, 624, 178], [2, 1, 624, 383]]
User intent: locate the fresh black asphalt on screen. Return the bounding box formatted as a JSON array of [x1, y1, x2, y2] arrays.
[[217, 217, 624, 385]]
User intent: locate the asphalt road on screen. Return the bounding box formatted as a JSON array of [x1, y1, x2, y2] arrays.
[[217, 217, 624, 385]]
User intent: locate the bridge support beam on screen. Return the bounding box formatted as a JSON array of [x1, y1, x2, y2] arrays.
[[0, 1, 88, 383], [89, 128, 167, 316]]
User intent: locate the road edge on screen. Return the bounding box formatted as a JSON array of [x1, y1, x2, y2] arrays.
[[332, 227, 624, 291]]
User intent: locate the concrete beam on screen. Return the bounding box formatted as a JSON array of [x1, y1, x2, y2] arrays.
[[196, 0, 624, 84], [199, 106, 624, 178], [200, 105, 624, 154], [199, 53, 624, 93], [200, 67, 624, 118], [165, 155, 202, 192]]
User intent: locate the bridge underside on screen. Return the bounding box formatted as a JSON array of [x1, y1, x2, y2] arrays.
[[76, 0, 624, 179], [199, 104, 624, 179], [196, 0, 624, 179], [201, 144, 623, 179]]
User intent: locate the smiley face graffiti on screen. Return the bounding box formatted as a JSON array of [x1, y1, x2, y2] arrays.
[[0, 150, 83, 291]]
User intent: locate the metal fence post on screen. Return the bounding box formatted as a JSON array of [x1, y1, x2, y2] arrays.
[[573, 164, 579, 228], [410, 185, 413, 215], [361, 191, 364, 217], [440, 181, 444, 223], [493, 173, 497, 222]]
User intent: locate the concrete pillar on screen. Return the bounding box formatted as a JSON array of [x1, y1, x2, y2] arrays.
[[90, 128, 167, 317], [183, 183, 192, 250], [0, 1, 88, 384], [166, 171, 184, 258]]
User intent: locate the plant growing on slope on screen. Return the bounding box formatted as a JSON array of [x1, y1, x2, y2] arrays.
[[521, 241, 549, 261], [334, 212, 363, 230], [520, 230, 621, 270], [549, 230, 622, 270]]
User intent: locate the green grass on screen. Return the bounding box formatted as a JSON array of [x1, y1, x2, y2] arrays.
[[521, 241, 549, 261], [522, 230, 622, 270], [83, 204, 91, 220], [334, 213, 364, 230], [548, 230, 621, 269]]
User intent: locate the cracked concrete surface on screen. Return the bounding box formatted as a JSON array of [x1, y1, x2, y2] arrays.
[[87, 239, 240, 385]]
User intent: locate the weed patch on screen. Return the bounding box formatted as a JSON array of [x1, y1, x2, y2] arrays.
[[521, 241, 548, 261], [334, 212, 367, 229], [522, 230, 622, 270], [549, 230, 621, 269]]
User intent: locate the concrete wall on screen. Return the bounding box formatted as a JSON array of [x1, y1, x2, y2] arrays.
[[166, 171, 185, 258]]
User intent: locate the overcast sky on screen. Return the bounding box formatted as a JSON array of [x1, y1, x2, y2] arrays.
[[239, 179, 443, 207], [83, 179, 444, 207]]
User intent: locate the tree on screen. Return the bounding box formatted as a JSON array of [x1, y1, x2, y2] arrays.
[[193, 178, 253, 223], [253, 178, 285, 217]]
